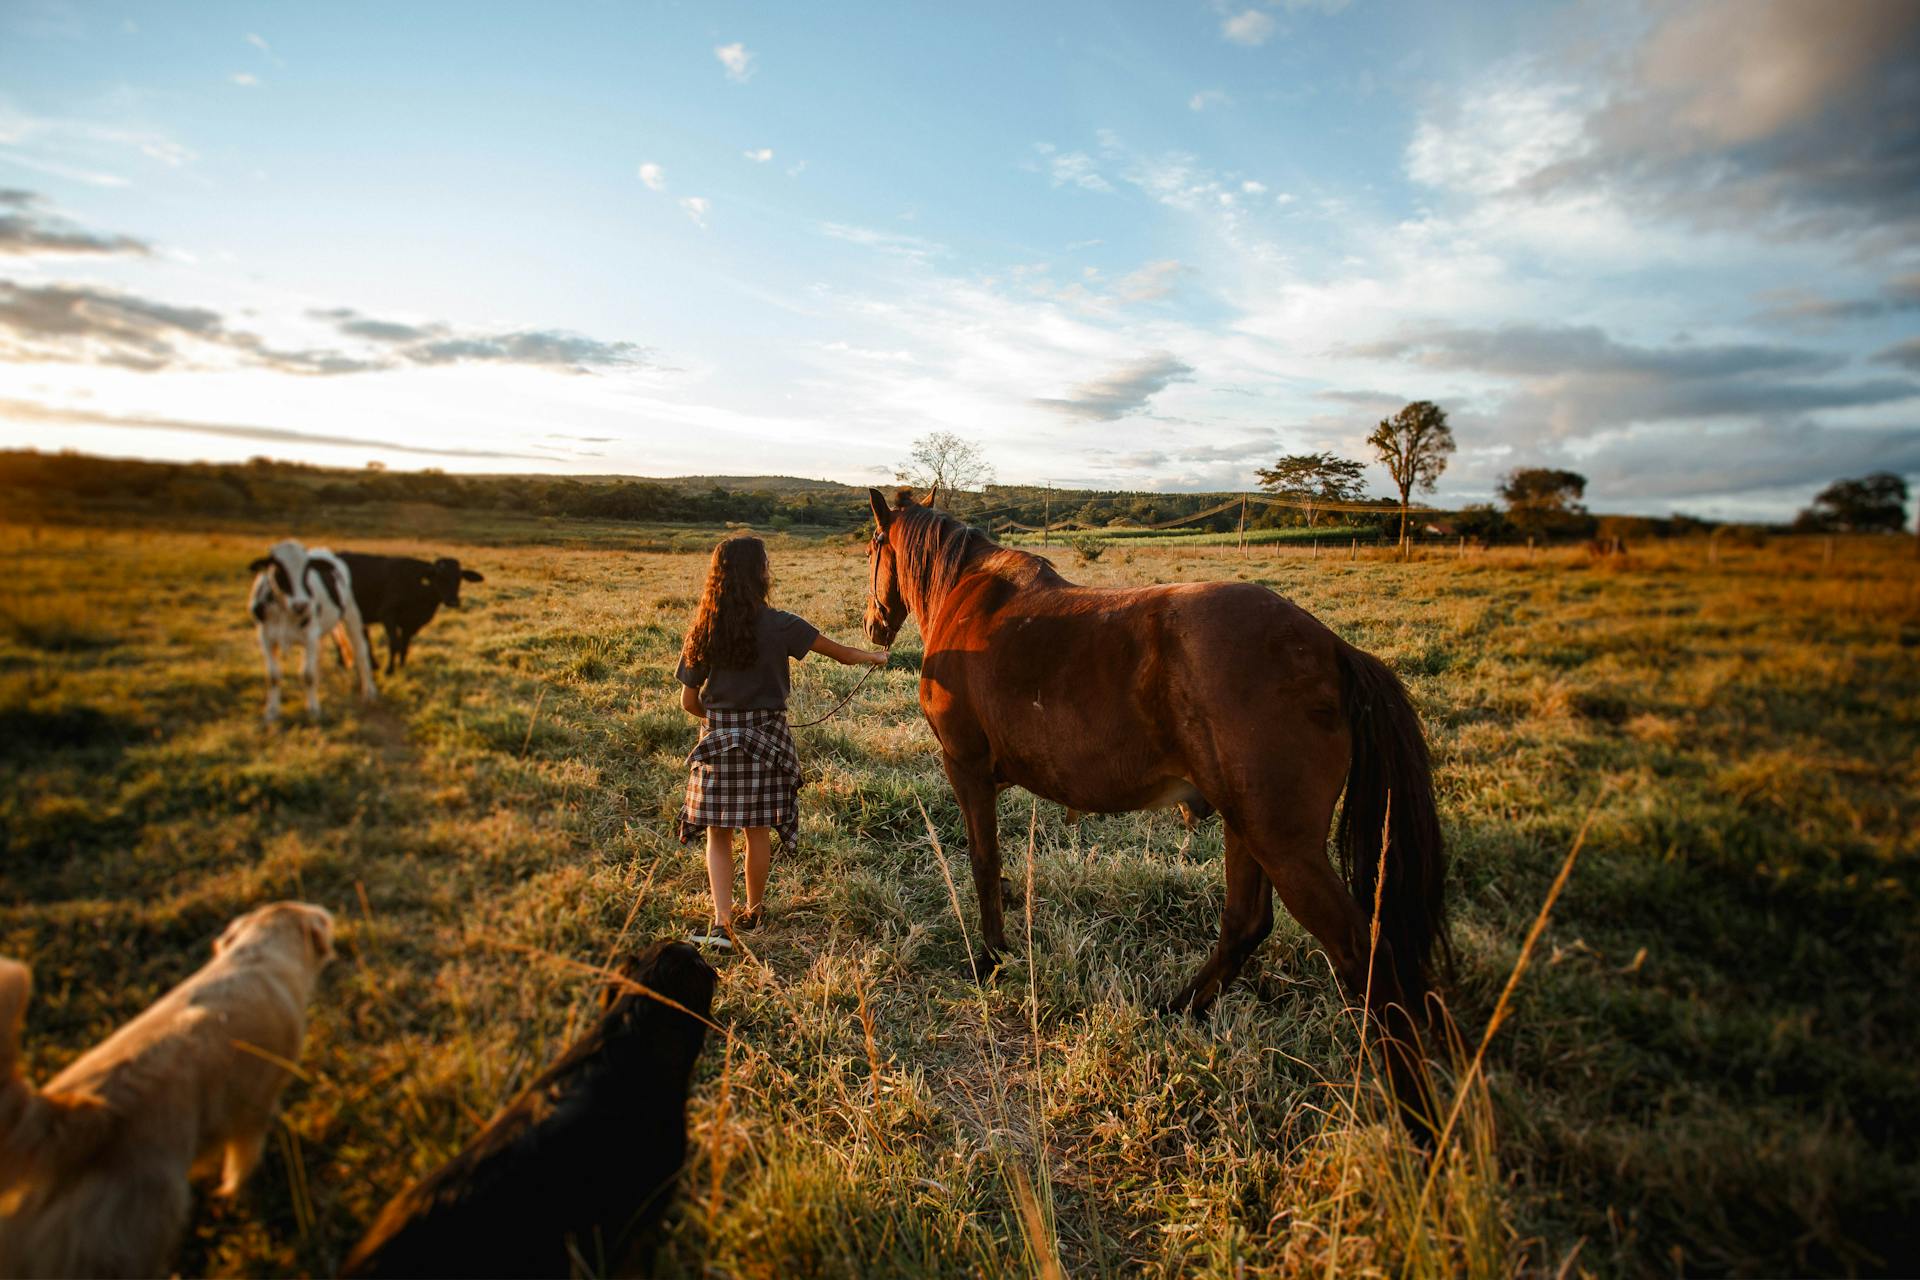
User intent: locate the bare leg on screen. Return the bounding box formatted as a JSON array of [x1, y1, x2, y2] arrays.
[[743, 826, 772, 912], [940, 753, 1007, 978], [1169, 824, 1273, 1015], [704, 827, 736, 925]]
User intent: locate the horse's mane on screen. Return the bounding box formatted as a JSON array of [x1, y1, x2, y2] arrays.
[[890, 501, 1055, 616]]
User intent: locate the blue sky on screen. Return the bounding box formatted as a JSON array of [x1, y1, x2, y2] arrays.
[[2, 0, 1916, 517]]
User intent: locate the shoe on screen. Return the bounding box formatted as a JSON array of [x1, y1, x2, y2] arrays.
[[735, 904, 764, 932], [689, 921, 734, 951]]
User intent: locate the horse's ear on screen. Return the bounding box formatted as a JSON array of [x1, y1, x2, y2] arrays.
[[925, 482, 941, 509], [868, 488, 891, 530]]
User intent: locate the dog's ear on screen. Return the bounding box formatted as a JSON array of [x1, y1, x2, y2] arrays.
[[213, 916, 244, 955], [461, 569, 484, 583], [248, 557, 273, 573], [0, 958, 31, 1081], [301, 908, 336, 964], [867, 488, 891, 531]]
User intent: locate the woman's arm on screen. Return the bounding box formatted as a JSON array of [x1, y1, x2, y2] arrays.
[[809, 634, 888, 666], [680, 683, 706, 720]]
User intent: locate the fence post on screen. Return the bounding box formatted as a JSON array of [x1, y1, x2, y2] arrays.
[[1350, 537, 1356, 562], [1823, 535, 1833, 568], [1458, 535, 1465, 559], [1043, 492, 1050, 549]]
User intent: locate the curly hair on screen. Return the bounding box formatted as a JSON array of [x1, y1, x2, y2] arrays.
[[682, 536, 772, 671]]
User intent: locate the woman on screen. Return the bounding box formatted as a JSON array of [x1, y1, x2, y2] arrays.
[[675, 535, 885, 949]]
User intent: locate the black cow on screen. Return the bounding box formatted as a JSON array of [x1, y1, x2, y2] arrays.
[[336, 553, 484, 674], [342, 941, 717, 1279]]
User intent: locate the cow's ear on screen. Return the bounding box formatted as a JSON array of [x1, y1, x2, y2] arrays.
[[461, 569, 484, 583], [248, 557, 273, 572], [867, 488, 891, 531]]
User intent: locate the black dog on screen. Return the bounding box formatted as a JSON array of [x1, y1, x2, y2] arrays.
[[343, 941, 718, 1278]]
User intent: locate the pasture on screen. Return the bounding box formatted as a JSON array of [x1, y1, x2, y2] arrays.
[[2, 518, 1916, 1277]]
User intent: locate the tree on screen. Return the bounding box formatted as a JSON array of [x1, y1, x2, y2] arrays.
[[1255, 451, 1365, 528], [1366, 401, 1455, 550], [895, 432, 994, 509], [1497, 467, 1589, 537], [1793, 472, 1909, 533]]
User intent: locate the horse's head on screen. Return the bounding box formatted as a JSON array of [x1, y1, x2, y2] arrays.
[[864, 487, 913, 645]]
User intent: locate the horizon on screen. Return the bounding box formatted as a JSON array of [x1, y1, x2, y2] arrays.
[[3, 1, 1917, 521]]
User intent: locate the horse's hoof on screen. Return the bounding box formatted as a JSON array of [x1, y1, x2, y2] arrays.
[[965, 948, 1003, 983]]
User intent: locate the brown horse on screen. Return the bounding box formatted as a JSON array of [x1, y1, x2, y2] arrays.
[[863, 489, 1449, 1110]]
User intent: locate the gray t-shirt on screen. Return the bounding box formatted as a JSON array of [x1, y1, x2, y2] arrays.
[[675, 608, 820, 711]]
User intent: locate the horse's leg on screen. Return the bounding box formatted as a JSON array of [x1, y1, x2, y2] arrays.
[[1260, 838, 1437, 1135], [1167, 824, 1272, 1016], [939, 754, 1007, 980]]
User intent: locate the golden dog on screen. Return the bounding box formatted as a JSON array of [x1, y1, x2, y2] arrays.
[[0, 902, 335, 1278]]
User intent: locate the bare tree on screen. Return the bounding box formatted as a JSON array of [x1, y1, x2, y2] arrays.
[[1367, 401, 1455, 551], [895, 432, 994, 509]]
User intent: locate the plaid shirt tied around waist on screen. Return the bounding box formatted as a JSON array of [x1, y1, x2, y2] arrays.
[[677, 707, 802, 852]]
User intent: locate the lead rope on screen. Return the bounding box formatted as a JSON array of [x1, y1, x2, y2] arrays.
[[791, 532, 892, 729], [789, 649, 888, 728]]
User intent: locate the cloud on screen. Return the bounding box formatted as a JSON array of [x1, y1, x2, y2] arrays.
[[1411, 1, 1920, 245], [1570, 419, 1920, 501], [1032, 352, 1195, 420], [1351, 322, 1920, 448], [1221, 9, 1276, 45], [679, 196, 709, 228], [1032, 143, 1112, 193], [1188, 90, 1227, 111], [311, 306, 652, 372], [0, 283, 652, 376], [0, 397, 547, 460], [1348, 324, 1842, 381], [244, 32, 284, 66], [0, 100, 196, 186], [1872, 337, 1920, 372], [715, 42, 755, 82], [743, 147, 774, 163], [1755, 273, 1920, 325], [0, 190, 148, 256], [229, 72, 259, 88], [1109, 259, 1186, 303], [819, 221, 942, 259], [637, 162, 665, 191]]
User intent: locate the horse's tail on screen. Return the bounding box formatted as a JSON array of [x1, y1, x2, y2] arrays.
[[1333, 642, 1451, 1008]]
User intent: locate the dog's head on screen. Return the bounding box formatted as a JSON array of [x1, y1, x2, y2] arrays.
[[214, 902, 337, 971], [599, 941, 717, 1026]]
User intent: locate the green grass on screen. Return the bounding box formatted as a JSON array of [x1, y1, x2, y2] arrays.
[[1, 520, 1916, 1277]]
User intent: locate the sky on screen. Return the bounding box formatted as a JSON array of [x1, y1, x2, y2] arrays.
[[1, 0, 1916, 519]]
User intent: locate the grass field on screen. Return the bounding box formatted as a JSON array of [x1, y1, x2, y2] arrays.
[[3, 518, 1917, 1277]]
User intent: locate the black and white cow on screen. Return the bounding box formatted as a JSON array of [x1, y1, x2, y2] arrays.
[[336, 553, 484, 674], [248, 539, 378, 722]]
